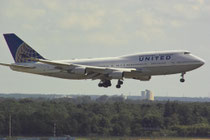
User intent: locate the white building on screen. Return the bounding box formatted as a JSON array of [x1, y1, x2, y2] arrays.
[[141, 91, 146, 100], [141, 90, 154, 101]]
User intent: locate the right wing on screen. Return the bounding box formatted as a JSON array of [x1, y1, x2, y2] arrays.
[[0, 63, 35, 69]]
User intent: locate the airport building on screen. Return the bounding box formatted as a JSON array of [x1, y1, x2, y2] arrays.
[[141, 90, 154, 101]]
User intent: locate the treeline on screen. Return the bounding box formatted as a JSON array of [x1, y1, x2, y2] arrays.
[[0, 96, 210, 137]]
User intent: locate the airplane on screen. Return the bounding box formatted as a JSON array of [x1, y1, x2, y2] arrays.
[[0, 33, 205, 88]]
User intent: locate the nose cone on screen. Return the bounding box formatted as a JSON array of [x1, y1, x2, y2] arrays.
[[199, 58, 205, 66], [194, 56, 205, 67], [190, 54, 205, 67]]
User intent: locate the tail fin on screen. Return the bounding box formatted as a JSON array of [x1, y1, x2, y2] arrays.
[[3, 33, 45, 63]]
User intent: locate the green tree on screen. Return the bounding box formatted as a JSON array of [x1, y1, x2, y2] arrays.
[[142, 112, 163, 129]]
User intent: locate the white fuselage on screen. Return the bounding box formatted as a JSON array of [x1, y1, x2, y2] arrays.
[[10, 50, 204, 80]]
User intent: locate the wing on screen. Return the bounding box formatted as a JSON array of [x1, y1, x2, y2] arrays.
[[30, 58, 136, 80], [0, 62, 35, 69]]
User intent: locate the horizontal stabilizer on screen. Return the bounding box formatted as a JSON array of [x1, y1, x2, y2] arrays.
[[0, 63, 11, 67]]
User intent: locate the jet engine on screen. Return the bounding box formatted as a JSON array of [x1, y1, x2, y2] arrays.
[[133, 76, 151, 81], [109, 71, 124, 79], [71, 67, 86, 75]]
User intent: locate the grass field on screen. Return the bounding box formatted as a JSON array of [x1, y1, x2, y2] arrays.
[[77, 137, 210, 140]]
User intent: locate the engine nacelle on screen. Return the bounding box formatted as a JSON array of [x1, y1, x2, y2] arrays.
[[133, 76, 151, 81], [109, 71, 124, 79], [71, 67, 86, 75]]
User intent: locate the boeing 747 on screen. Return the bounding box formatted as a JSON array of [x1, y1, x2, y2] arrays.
[[0, 33, 205, 88]]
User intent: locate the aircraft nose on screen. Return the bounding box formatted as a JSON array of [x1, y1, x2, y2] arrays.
[[199, 58, 205, 66], [191, 54, 205, 66], [195, 56, 205, 66]]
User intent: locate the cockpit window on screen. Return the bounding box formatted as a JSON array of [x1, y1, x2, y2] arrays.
[[184, 52, 190, 55]]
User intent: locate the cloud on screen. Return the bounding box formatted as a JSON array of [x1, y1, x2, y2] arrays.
[[137, 9, 164, 27], [87, 32, 129, 46], [1, 0, 209, 44], [135, 27, 166, 42], [41, 0, 60, 11], [170, 20, 184, 28], [173, 4, 199, 19], [59, 10, 105, 30], [1, 0, 46, 21]]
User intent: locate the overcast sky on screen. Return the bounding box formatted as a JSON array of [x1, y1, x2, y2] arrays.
[[0, 0, 209, 97]]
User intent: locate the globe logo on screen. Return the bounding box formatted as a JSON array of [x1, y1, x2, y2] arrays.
[[15, 43, 40, 63]]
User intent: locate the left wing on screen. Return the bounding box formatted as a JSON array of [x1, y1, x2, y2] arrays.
[[30, 58, 136, 80]]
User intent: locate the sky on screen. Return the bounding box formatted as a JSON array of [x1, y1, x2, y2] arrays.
[[0, 0, 210, 97]]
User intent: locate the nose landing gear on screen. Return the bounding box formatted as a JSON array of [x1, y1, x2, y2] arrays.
[[180, 72, 185, 83]]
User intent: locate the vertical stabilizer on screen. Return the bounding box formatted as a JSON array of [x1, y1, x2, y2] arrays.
[[3, 33, 44, 63]]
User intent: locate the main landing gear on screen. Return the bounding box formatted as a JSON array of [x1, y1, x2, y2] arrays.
[[98, 79, 124, 88], [116, 80, 123, 89], [180, 72, 185, 83], [98, 80, 111, 88]]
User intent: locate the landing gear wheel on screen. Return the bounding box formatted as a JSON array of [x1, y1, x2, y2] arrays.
[[98, 83, 103, 87], [180, 78, 185, 83], [116, 85, 121, 88], [118, 80, 123, 85], [104, 85, 108, 88], [105, 80, 111, 87], [98, 80, 112, 88], [116, 79, 123, 89], [180, 72, 186, 83]]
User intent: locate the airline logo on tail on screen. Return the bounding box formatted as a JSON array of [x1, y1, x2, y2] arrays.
[[15, 43, 42, 63], [3, 34, 44, 63]]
